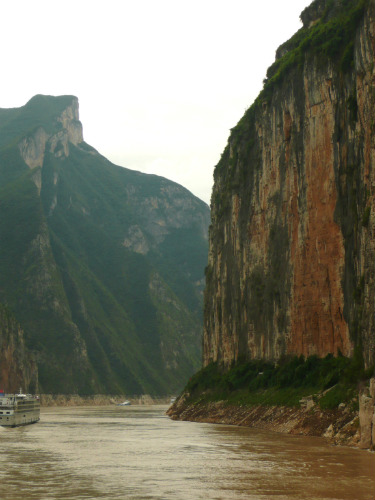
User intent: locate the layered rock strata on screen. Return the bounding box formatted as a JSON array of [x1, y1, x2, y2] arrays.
[[168, 376, 375, 450], [204, 0, 375, 369], [167, 397, 361, 447]]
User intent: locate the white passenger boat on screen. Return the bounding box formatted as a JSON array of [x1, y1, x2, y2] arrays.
[[0, 389, 40, 427], [117, 400, 131, 406]]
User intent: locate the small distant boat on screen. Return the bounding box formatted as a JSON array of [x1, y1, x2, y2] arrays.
[[0, 388, 40, 427], [170, 397, 176, 404], [117, 400, 131, 406]]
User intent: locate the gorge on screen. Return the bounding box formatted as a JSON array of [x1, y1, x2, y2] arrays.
[[169, 0, 375, 450]]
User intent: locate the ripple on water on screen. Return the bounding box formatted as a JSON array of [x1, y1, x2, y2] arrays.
[[0, 406, 374, 500]]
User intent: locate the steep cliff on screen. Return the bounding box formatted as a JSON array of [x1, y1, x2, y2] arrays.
[[0, 304, 38, 393], [0, 95, 210, 394], [204, 0, 375, 369]]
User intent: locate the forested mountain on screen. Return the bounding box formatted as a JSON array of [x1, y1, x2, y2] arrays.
[[0, 94, 210, 395]]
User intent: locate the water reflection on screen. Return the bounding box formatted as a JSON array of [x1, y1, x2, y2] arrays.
[[0, 406, 373, 500]]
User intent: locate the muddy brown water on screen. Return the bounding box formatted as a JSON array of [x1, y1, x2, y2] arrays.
[[0, 405, 374, 500]]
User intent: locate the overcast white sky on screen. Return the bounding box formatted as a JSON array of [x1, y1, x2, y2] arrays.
[[0, 0, 311, 204]]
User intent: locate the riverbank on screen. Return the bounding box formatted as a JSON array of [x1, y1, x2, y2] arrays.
[[167, 377, 375, 451], [167, 397, 360, 446], [40, 394, 171, 407]]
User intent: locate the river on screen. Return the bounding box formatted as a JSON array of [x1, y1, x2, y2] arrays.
[[0, 405, 374, 500]]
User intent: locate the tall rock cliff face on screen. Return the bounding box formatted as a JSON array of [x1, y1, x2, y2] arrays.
[[204, 0, 375, 369], [0, 304, 38, 393], [0, 95, 210, 395]]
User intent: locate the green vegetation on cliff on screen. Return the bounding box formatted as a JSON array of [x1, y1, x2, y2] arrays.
[[213, 0, 368, 193], [216, 0, 369, 168], [184, 353, 373, 410], [263, 0, 368, 91]]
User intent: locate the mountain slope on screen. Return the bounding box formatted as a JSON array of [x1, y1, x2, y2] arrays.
[[0, 95, 210, 395]]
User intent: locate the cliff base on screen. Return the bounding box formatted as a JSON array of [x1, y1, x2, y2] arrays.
[[168, 377, 375, 450], [167, 398, 360, 447]]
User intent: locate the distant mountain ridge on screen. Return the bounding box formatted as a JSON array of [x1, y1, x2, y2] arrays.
[[0, 94, 210, 395]]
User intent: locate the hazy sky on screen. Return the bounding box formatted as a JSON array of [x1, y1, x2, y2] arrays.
[[0, 0, 311, 204]]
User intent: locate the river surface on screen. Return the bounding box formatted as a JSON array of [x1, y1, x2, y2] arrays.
[[0, 405, 374, 500]]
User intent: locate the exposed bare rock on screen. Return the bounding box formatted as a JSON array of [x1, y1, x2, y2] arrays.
[[123, 225, 150, 255], [0, 305, 38, 393], [19, 127, 49, 169], [359, 378, 375, 450], [18, 97, 83, 168], [167, 397, 361, 447], [56, 98, 83, 145], [204, 0, 375, 369], [300, 0, 330, 28]]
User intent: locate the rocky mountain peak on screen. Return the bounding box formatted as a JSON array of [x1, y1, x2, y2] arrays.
[[300, 0, 331, 28], [18, 95, 83, 169]]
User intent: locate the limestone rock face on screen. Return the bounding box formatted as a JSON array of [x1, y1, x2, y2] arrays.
[[359, 378, 375, 450], [56, 98, 83, 146], [0, 305, 38, 393], [18, 127, 50, 169], [18, 97, 83, 170], [204, 0, 375, 368]]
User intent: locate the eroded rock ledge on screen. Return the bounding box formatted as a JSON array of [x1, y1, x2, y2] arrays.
[[167, 377, 375, 451], [168, 399, 359, 447]]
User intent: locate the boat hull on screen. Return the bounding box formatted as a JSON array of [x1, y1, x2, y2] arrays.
[[0, 393, 40, 427], [0, 411, 40, 427]]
